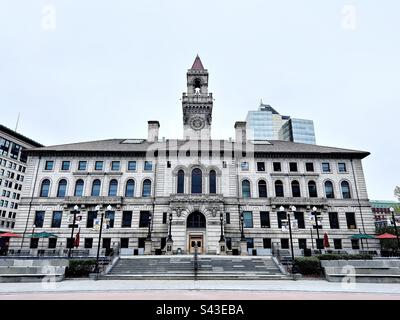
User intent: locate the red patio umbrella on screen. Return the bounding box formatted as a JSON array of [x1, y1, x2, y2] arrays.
[[323, 232, 330, 248], [376, 233, 397, 239], [0, 232, 22, 237], [74, 228, 80, 248]]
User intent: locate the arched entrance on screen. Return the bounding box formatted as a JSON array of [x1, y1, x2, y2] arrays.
[[186, 211, 206, 254]]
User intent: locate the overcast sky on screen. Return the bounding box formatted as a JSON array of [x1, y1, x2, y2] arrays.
[[0, 1, 399, 201]]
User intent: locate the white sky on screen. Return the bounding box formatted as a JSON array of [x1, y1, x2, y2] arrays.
[[0, 1, 399, 201]]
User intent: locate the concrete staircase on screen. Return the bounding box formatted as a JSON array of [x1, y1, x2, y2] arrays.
[[104, 255, 290, 280]]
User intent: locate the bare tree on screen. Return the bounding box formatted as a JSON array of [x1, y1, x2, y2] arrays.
[[395, 186, 400, 201]]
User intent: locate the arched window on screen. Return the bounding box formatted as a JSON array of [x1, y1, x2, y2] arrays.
[[242, 180, 251, 198], [91, 179, 101, 197], [258, 180, 267, 198], [209, 170, 216, 194], [125, 179, 135, 197], [275, 180, 284, 197], [191, 168, 202, 194], [177, 170, 184, 194], [341, 181, 351, 199], [291, 180, 301, 197], [57, 179, 67, 197], [308, 181, 318, 198], [325, 181, 335, 199], [187, 211, 206, 228], [40, 179, 50, 197], [74, 179, 84, 197], [142, 179, 151, 197], [108, 179, 118, 197]]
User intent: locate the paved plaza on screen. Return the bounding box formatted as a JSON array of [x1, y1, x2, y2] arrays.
[[1, 279, 400, 299]]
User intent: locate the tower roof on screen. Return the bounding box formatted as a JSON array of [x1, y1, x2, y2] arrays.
[[191, 55, 205, 70]]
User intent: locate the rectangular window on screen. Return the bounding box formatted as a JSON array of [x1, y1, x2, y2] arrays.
[[322, 162, 331, 173], [161, 237, 167, 250], [66, 238, 74, 249], [273, 162, 281, 172], [34, 211, 45, 228], [95, 161, 103, 171], [334, 239, 342, 250], [305, 162, 314, 172], [338, 162, 347, 173], [105, 211, 115, 228], [51, 211, 62, 228], [226, 212, 230, 224], [121, 238, 129, 249], [243, 211, 253, 228], [138, 237, 146, 248], [122, 211, 132, 228], [329, 212, 340, 229], [162, 212, 167, 224], [263, 238, 271, 249], [78, 161, 87, 171], [48, 238, 57, 249], [351, 239, 360, 250], [316, 239, 324, 249], [298, 239, 307, 249], [289, 162, 298, 172], [144, 161, 152, 171], [294, 212, 305, 229], [240, 162, 249, 171], [102, 238, 111, 249], [277, 211, 286, 229], [45, 161, 54, 170], [30, 238, 39, 249], [128, 161, 136, 171], [111, 161, 120, 171], [86, 211, 97, 228], [139, 211, 151, 228], [246, 238, 254, 249], [281, 238, 289, 249], [61, 161, 70, 171], [257, 162, 265, 171], [84, 238, 93, 249], [346, 212, 357, 229], [260, 211, 270, 228]]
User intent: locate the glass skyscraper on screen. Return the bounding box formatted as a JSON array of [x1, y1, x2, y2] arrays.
[[245, 102, 316, 144]]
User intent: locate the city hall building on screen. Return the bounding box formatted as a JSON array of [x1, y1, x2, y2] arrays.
[[11, 56, 378, 255]]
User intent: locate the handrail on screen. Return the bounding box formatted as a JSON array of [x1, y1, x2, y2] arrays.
[[193, 244, 198, 279]]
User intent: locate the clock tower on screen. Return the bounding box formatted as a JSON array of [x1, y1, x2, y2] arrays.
[[182, 55, 213, 140]]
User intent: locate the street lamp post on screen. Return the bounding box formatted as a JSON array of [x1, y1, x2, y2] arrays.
[[68, 205, 80, 258], [95, 204, 105, 275], [146, 213, 152, 240], [288, 206, 296, 266], [167, 213, 173, 241], [240, 212, 245, 241], [390, 207, 400, 250], [220, 212, 225, 242], [312, 206, 321, 254]]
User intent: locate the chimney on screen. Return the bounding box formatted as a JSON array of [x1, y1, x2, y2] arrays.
[[147, 121, 160, 142], [234, 121, 247, 143]]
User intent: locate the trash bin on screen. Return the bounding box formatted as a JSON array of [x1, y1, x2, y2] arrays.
[[232, 249, 239, 256], [133, 249, 138, 255], [252, 249, 257, 256]]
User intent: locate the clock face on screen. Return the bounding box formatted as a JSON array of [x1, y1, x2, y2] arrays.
[[190, 117, 205, 130]]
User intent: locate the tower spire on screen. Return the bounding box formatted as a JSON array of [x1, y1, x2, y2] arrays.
[[191, 55, 205, 70]]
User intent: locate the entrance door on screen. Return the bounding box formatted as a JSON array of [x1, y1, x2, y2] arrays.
[[188, 235, 203, 254]]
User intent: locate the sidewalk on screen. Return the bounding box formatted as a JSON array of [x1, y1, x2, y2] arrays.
[[0, 279, 400, 299]]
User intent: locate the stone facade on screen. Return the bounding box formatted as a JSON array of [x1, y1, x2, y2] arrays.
[[10, 56, 379, 255]]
